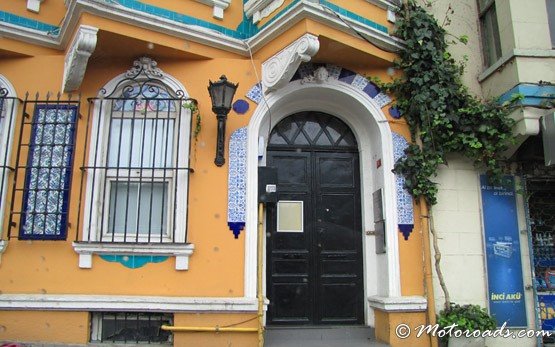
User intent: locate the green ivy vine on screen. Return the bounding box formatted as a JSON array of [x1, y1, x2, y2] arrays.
[[183, 99, 201, 139], [380, 1, 515, 205]]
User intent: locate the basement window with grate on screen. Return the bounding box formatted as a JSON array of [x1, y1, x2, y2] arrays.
[[90, 312, 173, 344]]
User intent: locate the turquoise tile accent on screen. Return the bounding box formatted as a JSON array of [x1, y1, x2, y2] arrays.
[[0, 10, 59, 33], [100, 254, 169, 269], [498, 83, 555, 107], [0, 1, 389, 41], [319, 0, 388, 34]]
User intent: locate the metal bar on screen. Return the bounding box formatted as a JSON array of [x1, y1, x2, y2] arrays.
[[75, 99, 92, 242], [123, 98, 139, 242], [160, 100, 171, 243], [147, 99, 161, 243], [160, 326, 258, 333], [136, 101, 148, 243], [64, 96, 81, 241]]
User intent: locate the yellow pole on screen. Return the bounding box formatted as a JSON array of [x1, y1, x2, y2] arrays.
[[257, 202, 265, 347], [161, 326, 258, 333]]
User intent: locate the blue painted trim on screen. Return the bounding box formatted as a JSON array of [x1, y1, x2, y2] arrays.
[[0, 11, 59, 33], [398, 224, 413, 241], [19, 105, 78, 241], [100, 255, 169, 269], [228, 222, 245, 239], [498, 83, 555, 107], [1, 0, 389, 40]]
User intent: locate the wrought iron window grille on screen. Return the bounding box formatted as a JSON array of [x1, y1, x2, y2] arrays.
[[8, 92, 80, 240], [77, 59, 195, 245], [90, 312, 173, 344]]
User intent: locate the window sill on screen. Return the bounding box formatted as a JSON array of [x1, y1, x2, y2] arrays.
[[72, 242, 194, 270], [478, 49, 555, 83]]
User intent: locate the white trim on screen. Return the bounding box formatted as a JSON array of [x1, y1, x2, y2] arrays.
[[367, 295, 427, 312], [0, 294, 260, 312], [365, 0, 401, 10], [194, 0, 232, 20], [245, 0, 284, 24], [72, 242, 195, 270], [244, 80, 401, 323], [26, 0, 45, 13], [0, 0, 403, 58], [0, 76, 18, 256], [62, 25, 98, 92], [248, 1, 404, 54], [478, 49, 555, 83]]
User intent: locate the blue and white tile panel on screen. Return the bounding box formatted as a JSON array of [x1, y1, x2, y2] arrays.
[[227, 127, 248, 238], [245, 64, 393, 109], [392, 132, 414, 240]]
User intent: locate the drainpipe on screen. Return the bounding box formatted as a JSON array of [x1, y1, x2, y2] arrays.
[[419, 197, 438, 347], [257, 202, 265, 347]]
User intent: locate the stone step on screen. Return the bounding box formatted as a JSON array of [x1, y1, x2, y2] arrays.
[[264, 326, 389, 347]]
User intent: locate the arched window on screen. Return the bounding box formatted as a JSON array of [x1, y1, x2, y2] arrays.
[[76, 58, 194, 269]]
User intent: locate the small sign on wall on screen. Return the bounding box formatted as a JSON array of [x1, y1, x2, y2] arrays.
[[277, 200, 304, 233], [373, 189, 386, 254]]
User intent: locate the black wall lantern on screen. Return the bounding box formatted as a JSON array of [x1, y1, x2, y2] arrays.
[[208, 75, 238, 167]]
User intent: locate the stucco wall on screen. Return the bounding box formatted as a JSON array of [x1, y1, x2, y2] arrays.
[[427, 0, 484, 97]]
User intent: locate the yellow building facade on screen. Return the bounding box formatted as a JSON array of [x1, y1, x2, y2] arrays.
[[0, 1, 434, 346]]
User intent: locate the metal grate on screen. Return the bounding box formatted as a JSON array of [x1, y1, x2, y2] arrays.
[[91, 312, 172, 344], [77, 69, 194, 244], [8, 93, 80, 240], [0, 87, 18, 238], [525, 176, 555, 344]]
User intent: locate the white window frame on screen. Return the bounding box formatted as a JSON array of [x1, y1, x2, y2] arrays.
[[73, 58, 194, 270], [102, 106, 178, 243], [0, 75, 18, 262]]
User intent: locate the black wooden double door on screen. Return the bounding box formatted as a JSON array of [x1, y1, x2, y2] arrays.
[[266, 112, 364, 326]]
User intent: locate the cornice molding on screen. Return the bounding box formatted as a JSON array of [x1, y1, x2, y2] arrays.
[[0, 294, 260, 312], [245, 0, 284, 23], [195, 0, 232, 20], [0, 0, 403, 58], [365, 0, 401, 10], [62, 25, 98, 92], [262, 33, 319, 93]]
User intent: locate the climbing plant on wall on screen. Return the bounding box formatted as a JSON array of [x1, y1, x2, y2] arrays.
[[383, 1, 515, 206], [377, 0, 516, 310]]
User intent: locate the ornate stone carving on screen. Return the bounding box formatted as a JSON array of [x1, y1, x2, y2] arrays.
[[301, 66, 330, 84], [125, 56, 163, 79], [195, 0, 231, 20], [62, 25, 98, 92], [262, 33, 319, 94]]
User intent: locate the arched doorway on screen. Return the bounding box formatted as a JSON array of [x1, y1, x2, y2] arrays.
[[265, 111, 364, 325]]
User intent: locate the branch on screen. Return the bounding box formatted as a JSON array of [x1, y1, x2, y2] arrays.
[[429, 207, 451, 310]]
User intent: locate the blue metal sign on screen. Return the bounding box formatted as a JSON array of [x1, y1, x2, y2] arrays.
[[480, 175, 527, 327]]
